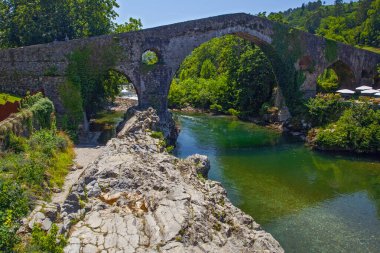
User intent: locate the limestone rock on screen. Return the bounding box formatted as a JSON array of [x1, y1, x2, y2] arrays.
[[58, 108, 284, 253]]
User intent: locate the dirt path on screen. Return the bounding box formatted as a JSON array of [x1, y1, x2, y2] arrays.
[[51, 145, 104, 205], [51, 97, 134, 205]]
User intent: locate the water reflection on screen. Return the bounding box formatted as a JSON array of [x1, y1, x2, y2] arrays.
[[174, 113, 380, 253]]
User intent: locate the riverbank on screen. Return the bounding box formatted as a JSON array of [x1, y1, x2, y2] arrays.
[[172, 107, 285, 134], [20, 108, 283, 252]]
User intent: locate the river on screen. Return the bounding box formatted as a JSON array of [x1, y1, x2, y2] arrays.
[[173, 113, 380, 253]]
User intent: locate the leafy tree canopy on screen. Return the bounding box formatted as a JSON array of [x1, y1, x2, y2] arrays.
[[168, 35, 277, 118], [265, 0, 380, 49], [0, 0, 141, 48]]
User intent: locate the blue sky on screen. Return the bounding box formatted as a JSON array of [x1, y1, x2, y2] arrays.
[[115, 0, 354, 28]]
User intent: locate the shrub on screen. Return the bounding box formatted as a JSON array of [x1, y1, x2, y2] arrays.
[[151, 131, 164, 140], [20, 92, 44, 109], [0, 179, 29, 252], [317, 69, 339, 93], [306, 93, 346, 126], [210, 104, 223, 113], [227, 108, 240, 116], [8, 133, 28, 153], [0, 130, 73, 194], [30, 224, 67, 253], [28, 130, 67, 156], [312, 103, 380, 153]]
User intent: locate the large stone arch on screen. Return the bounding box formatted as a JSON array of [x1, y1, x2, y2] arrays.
[[0, 13, 378, 117], [132, 27, 290, 116], [162, 31, 286, 113]]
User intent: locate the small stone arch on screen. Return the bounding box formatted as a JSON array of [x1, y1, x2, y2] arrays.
[[109, 67, 141, 106], [141, 49, 160, 65], [326, 60, 356, 89]]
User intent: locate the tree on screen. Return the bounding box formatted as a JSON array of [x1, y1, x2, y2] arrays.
[[268, 13, 288, 24], [316, 16, 355, 44], [0, 0, 123, 48], [334, 0, 345, 16], [273, 0, 378, 50], [168, 35, 276, 117], [356, 0, 373, 24], [359, 0, 380, 47], [113, 17, 142, 33]]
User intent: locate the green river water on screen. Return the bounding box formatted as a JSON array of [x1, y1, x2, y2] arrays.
[[173, 113, 380, 253]]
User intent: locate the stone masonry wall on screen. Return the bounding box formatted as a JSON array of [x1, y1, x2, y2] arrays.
[[0, 13, 378, 115]]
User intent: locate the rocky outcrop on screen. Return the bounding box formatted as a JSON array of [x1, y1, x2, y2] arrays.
[[55, 108, 284, 253]]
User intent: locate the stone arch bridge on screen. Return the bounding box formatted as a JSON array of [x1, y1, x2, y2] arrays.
[[0, 13, 379, 116]]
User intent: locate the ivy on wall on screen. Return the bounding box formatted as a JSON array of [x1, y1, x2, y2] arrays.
[[59, 41, 124, 138], [325, 39, 338, 63], [65, 42, 123, 116], [0, 93, 55, 149], [263, 24, 307, 115]]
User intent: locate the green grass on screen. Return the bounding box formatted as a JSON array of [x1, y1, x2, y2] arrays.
[[93, 111, 125, 125], [0, 93, 21, 105], [46, 133, 75, 188], [358, 46, 380, 54], [0, 129, 74, 252]]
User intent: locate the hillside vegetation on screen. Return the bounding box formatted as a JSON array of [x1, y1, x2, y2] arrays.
[[169, 35, 277, 118], [265, 0, 379, 51]]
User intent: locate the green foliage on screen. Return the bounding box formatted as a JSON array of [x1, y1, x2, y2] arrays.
[[0, 129, 73, 195], [268, 13, 289, 24], [0, 0, 122, 48], [313, 102, 380, 153], [8, 133, 28, 153], [200, 59, 217, 79], [20, 92, 44, 109], [58, 81, 84, 140], [269, 0, 380, 49], [30, 224, 67, 253], [31, 98, 55, 129], [0, 93, 21, 105], [0, 93, 55, 139], [43, 66, 59, 77], [317, 16, 355, 45], [19, 92, 55, 130], [306, 93, 346, 126], [142, 50, 159, 65], [168, 35, 276, 117], [270, 25, 306, 114], [210, 104, 223, 114], [325, 39, 338, 63], [317, 68, 339, 93], [113, 17, 143, 33], [0, 95, 74, 251], [358, 0, 380, 48], [66, 44, 122, 117], [103, 70, 128, 101], [227, 108, 240, 117], [0, 179, 29, 252], [165, 145, 175, 153], [151, 131, 164, 140]]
